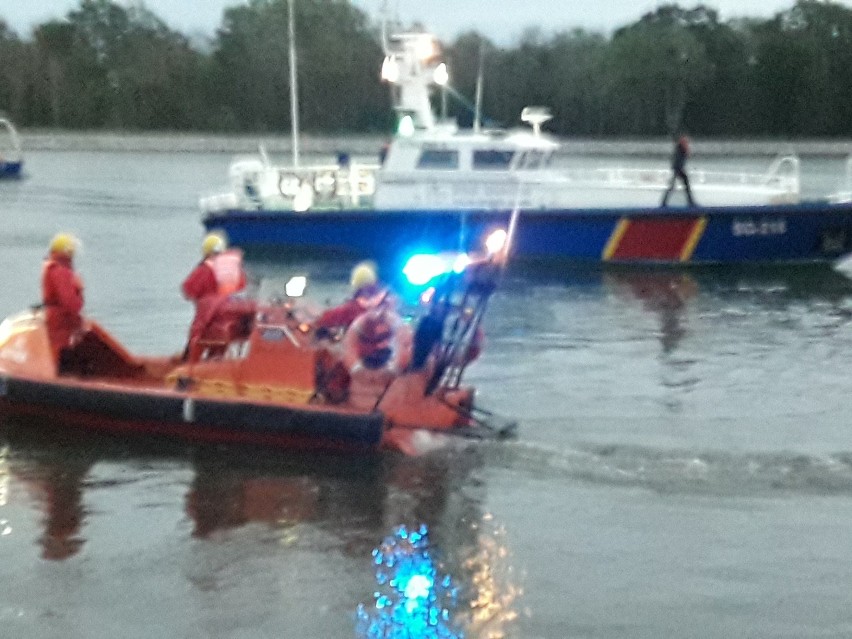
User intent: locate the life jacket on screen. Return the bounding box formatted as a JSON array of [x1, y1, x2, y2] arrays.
[[354, 285, 388, 312], [205, 249, 244, 296]]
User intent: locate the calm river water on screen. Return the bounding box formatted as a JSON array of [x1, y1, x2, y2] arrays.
[[2, 147, 852, 638]]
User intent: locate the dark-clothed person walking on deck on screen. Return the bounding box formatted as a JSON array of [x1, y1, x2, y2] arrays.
[[661, 135, 696, 207]]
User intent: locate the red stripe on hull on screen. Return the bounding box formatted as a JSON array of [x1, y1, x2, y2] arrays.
[[609, 218, 698, 261]]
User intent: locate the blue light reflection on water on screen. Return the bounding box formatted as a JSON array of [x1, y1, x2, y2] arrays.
[[356, 524, 463, 639]]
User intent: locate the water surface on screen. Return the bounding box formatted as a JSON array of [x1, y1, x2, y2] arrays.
[[1, 148, 852, 637]]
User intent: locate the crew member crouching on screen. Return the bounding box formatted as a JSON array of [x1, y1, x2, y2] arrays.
[[341, 305, 412, 410], [314, 260, 390, 338], [313, 261, 406, 404]]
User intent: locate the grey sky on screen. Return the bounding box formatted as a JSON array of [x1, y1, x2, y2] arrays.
[[2, 0, 846, 42]]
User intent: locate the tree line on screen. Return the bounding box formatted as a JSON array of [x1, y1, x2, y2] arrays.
[[0, 0, 850, 137]]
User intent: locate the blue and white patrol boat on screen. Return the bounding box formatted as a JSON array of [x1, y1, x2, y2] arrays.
[[199, 23, 852, 266]]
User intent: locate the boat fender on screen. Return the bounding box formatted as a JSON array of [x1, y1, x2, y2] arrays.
[[341, 307, 409, 375], [183, 397, 196, 423]]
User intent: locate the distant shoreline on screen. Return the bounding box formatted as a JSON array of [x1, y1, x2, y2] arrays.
[[14, 129, 852, 157]]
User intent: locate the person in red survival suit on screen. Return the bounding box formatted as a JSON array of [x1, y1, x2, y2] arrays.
[[313, 261, 394, 402], [181, 231, 255, 361], [41, 232, 85, 371], [314, 261, 390, 338]]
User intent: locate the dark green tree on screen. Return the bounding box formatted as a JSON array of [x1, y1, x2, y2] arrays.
[[750, 0, 852, 136], [544, 29, 609, 136], [4, 0, 852, 137], [443, 31, 497, 128], [210, 0, 388, 132], [606, 5, 712, 135], [0, 21, 37, 123]]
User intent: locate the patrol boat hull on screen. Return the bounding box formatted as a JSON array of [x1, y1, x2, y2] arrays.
[[204, 200, 852, 266]]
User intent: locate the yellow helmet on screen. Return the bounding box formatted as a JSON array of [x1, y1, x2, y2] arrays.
[[201, 232, 227, 257], [49, 232, 78, 257], [350, 261, 378, 290]]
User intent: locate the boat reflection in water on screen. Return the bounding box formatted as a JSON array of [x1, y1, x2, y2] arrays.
[[0, 429, 93, 561], [0, 417, 521, 636], [188, 448, 522, 637], [506, 261, 852, 359], [185, 448, 386, 545], [603, 269, 698, 354]]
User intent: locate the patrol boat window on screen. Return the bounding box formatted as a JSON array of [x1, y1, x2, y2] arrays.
[[517, 150, 546, 170], [473, 149, 515, 170], [417, 149, 459, 169]]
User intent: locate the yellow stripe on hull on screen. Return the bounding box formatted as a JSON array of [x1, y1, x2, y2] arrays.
[[602, 218, 631, 261], [680, 217, 707, 262]]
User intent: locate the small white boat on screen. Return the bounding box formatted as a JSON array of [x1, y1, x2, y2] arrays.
[[0, 117, 23, 179]]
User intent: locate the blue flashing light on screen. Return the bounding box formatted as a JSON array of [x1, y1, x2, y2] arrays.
[[404, 574, 433, 600], [403, 254, 450, 286], [402, 252, 472, 288], [356, 524, 463, 639], [452, 253, 471, 274]]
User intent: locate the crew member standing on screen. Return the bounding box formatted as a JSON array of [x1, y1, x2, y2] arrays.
[[41, 233, 84, 369], [181, 231, 251, 360], [661, 134, 696, 207]]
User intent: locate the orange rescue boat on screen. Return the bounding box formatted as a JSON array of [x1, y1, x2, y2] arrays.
[[0, 248, 515, 456]]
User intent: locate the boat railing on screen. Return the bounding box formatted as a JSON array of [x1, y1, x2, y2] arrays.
[[276, 162, 379, 209], [532, 154, 800, 197], [847, 155, 852, 191], [761, 154, 800, 194], [201, 159, 381, 214], [827, 155, 852, 203]]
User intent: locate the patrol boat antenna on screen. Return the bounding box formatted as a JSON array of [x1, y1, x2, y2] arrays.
[[287, 0, 300, 167], [473, 39, 485, 134]]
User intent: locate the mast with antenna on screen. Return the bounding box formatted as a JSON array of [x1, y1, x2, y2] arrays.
[[473, 39, 484, 134], [288, 0, 300, 167]]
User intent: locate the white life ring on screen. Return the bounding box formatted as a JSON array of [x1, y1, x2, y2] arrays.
[[341, 308, 410, 375]]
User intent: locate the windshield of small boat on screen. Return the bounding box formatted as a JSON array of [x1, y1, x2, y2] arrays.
[[0, 119, 20, 160]]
